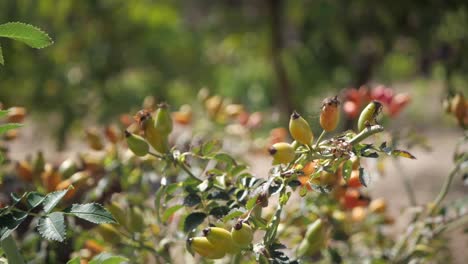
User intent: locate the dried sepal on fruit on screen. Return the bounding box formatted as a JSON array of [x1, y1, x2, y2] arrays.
[[320, 96, 341, 132], [135, 110, 168, 154], [269, 142, 295, 165], [231, 221, 253, 247], [187, 237, 226, 259], [203, 227, 240, 254]]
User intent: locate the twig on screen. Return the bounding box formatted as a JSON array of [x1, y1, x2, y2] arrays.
[[314, 130, 326, 149], [348, 125, 384, 145]]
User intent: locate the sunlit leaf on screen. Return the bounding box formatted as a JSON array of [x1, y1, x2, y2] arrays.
[[0, 22, 53, 48], [89, 252, 128, 264], [43, 189, 69, 213], [342, 160, 353, 181], [37, 212, 66, 242], [0, 123, 22, 135], [222, 209, 244, 222], [26, 192, 45, 209], [162, 205, 183, 222], [65, 203, 115, 224], [391, 149, 416, 159]]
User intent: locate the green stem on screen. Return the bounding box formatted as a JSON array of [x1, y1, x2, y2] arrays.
[[148, 151, 164, 159], [348, 125, 384, 145], [314, 130, 326, 149], [177, 160, 203, 184], [1, 235, 25, 264]]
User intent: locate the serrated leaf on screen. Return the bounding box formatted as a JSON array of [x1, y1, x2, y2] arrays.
[[183, 212, 206, 233], [391, 149, 416, 159], [10, 193, 22, 203], [27, 192, 45, 209], [0, 22, 53, 48], [342, 160, 353, 181], [43, 189, 69, 213], [222, 209, 244, 222], [358, 167, 370, 187], [65, 203, 115, 224], [0, 213, 24, 241], [37, 212, 66, 242], [162, 205, 183, 222], [0, 123, 22, 135], [89, 253, 128, 264]]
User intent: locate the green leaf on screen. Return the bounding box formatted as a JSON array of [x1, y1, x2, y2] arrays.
[[66, 257, 81, 264], [209, 206, 229, 219], [183, 193, 201, 207], [391, 149, 416, 159], [342, 160, 353, 181], [0, 153, 3, 165], [0, 22, 53, 48], [162, 205, 183, 222], [222, 209, 244, 222], [26, 192, 45, 209], [0, 213, 25, 241], [89, 253, 128, 264], [231, 165, 247, 177], [0, 44, 3, 65], [0, 123, 22, 135], [246, 195, 258, 210], [358, 167, 370, 187], [65, 203, 115, 224], [43, 189, 69, 213], [183, 212, 206, 233], [154, 185, 166, 224], [37, 212, 66, 242], [213, 153, 237, 166]]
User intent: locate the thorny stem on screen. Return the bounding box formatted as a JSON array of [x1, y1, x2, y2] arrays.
[[348, 125, 384, 145], [432, 158, 464, 212], [393, 158, 417, 206], [391, 158, 465, 260]]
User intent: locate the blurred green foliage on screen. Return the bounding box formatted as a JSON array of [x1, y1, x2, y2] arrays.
[[1, 0, 468, 148]]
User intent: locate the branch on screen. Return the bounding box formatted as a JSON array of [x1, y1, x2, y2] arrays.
[[348, 125, 384, 145]]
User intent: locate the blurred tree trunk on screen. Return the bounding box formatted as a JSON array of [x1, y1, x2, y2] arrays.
[[268, 0, 294, 117]]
